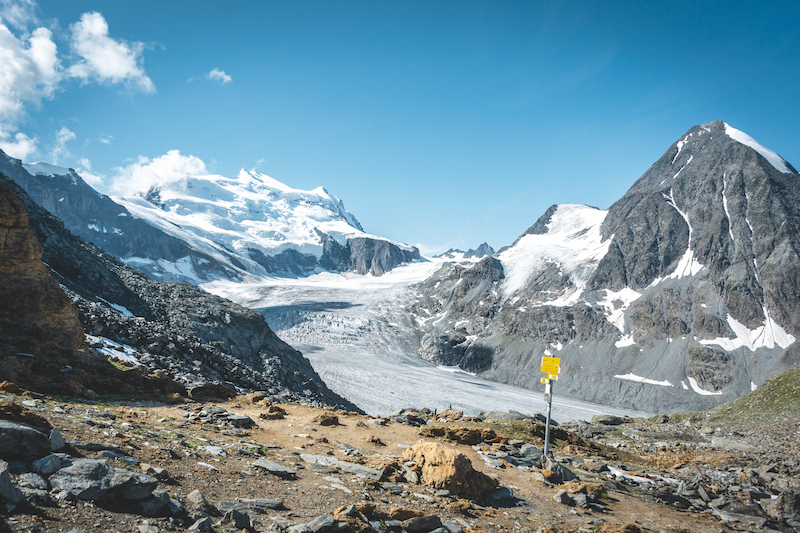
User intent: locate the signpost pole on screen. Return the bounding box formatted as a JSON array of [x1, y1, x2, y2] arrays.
[[543, 378, 553, 457], [539, 356, 560, 458]]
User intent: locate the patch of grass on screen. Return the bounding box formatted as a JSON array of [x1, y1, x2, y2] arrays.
[[703, 366, 800, 424]]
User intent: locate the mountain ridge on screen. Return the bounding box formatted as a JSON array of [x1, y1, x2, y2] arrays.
[[411, 120, 800, 412]]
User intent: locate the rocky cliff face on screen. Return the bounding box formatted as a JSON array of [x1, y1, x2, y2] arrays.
[[0, 173, 359, 411], [412, 121, 800, 413], [0, 183, 84, 350]]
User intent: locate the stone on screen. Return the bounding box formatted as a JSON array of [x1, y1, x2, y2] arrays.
[[0, 420, 51, 460], [108, 468, 158, 500], [390, 507, 427, 521], [335, 460, 383, 481], [140, 463, 169, 480], [140, 489, 171, 517], [402, 515, 443, 533], [0, 460, 24, 505], [543, 456, 578, 484], [187, 517, 213, 531], [253, 458, 297, 478], [239, 497, 284, 509], [591, 415, 624, 426], [18, 472, 47, 490], [435, 410, 463, 421], [138, 524, 159, 533], [187, 489, 209, 508], [33, 453, 62, 476], [48, 459, 115, 500], [312, 413, 340, 426], [481, 410, 533, 421], [403, 441, 498, 500], [553, 490, 574, 506]]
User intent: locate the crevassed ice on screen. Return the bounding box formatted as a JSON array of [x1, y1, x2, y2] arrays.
[[724, 123, 792, 174], [498, 204, 610, 301]]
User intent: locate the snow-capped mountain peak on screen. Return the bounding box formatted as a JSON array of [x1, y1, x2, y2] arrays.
[[111, 168, 416, 279], [22, 162, 72, 177], [723, 122, 794, 174]]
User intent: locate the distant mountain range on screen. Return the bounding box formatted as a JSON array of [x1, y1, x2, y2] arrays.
[[412, 121, 800, 412], [0, 154, 419, 283], [4, 119, 799, 413], [433, 243, 495, 261]]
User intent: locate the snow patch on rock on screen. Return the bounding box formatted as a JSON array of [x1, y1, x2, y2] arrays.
[[498, 204, 609, 301], [724, 123, 793, 174]]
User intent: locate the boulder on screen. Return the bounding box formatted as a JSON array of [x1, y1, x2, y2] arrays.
[[591, 414, 624, 426], [48, 459, 115, 500], [402, 515, 443, 533], [33, 454, 62, 476], [403, 441, 498, 500], [108, 468, 158, 500], [0, 420, 51, 460], [0, 460, 24, 505], [543, 456, 578, 484]]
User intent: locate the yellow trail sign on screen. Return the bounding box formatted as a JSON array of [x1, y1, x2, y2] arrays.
[[540, 356, 560, 375]]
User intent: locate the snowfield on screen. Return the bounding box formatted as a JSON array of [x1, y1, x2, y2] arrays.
[[204, 261, 650, 420]]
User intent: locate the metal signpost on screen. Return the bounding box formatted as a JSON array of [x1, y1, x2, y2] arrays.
[[540, 356, 560, 457]]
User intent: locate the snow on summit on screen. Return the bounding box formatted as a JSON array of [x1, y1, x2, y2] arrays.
[[724, 123, 794, 174], [113, 168, 405, 276]]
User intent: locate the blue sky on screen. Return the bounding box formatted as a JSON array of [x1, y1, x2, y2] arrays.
[[2, 1, 799, 255]]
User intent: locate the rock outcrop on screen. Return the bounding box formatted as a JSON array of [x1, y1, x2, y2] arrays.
[[0, 183, 84, 350]]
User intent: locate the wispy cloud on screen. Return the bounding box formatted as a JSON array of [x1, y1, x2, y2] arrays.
[[67, 11, 155, 93], [48, 125, 75, 163], [99, 133, 113, 144], [0, 0, 38, 31], [206, 68, 231, 84]]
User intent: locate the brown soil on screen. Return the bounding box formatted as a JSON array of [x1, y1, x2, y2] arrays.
[[0, 392, 741, 533]]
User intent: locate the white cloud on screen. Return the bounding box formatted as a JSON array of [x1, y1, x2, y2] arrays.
[[109, 150, 208, 196], [206, 68, 231, 84], [48, 125, 74, 163], [67, 11, 155, 93], [0, 18, 61, 157], [0, 0, 38, 31], [75, 156, 105, 187], [0, 131, 36, 159], [99, 133, 113, 144]]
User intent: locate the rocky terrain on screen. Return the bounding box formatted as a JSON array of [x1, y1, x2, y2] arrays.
[[411, 121, 800, 413], [0, 174, 357, 411], [0, 363, 798, 533]]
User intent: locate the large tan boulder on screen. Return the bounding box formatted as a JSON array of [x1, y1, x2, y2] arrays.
[[403, 440, 498, 500]]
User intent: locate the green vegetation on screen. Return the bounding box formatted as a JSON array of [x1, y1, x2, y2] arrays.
[[703, 366, 800, 424]]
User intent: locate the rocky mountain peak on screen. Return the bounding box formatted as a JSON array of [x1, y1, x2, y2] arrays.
[[412, 121, 800, 413]]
